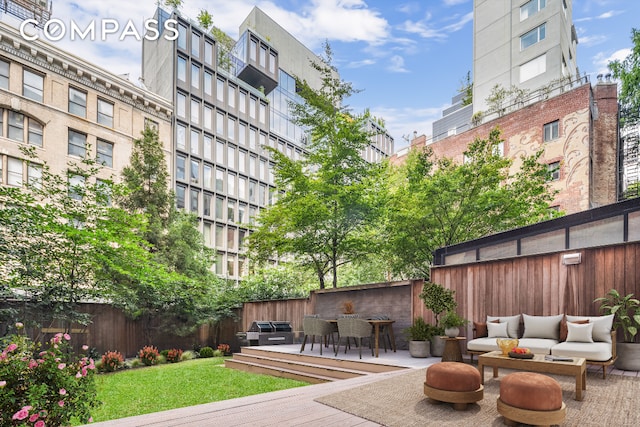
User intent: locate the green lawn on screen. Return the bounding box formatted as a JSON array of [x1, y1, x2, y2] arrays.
[[82, 357, 308, 424]]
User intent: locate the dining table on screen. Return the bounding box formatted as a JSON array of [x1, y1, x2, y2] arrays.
[[328, 318, 396, 357]]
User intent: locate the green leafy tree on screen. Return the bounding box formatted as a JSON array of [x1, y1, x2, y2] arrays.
[[609, 28, 640, 127], [382, 127, 559, 278], [0, 147, 156, 330], [197, 10, 213, 31], [249, 43, 383, 289]]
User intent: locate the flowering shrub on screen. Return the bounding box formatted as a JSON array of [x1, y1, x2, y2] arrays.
[[138, 345, 159, 366], [217, 343, 230, 354], [165, 348, 183, 363], [0, 323, 98, 426], [100, 350, 125, 372]]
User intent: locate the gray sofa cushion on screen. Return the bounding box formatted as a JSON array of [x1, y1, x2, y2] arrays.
[[518, 338, 558, 354], [566, 315, 614, 343], [487, 314, 521, 339], [522, 314, 564, 340]]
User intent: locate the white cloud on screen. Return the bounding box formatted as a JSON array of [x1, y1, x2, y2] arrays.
[[443, 0, 469, 6], [368, 105, 444, 150], [592, 48, 630, 75], [387, 55, 409, 73], [347, 59, 376, 68]]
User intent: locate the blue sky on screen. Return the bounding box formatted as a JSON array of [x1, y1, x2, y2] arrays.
[[15, 0, 640, 151]]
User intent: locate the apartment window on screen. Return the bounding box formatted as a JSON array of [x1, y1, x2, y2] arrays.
[[176, 185, 185, 209], [204, 193, 212, 217], [250, 39, 257, 62], [238, 204, 246, 223], [27, 163, 42, 189], [0, 59, 8, 89], [521, 23, 546, 50], [177, 24, 187, 50], [548, 161, 560, 181], [204, 105, 213, 130], [216, 78, 224, 102], [544, 120, 559, 142], [238, 123, 246, 145], [177, 92, 186, 118], [216, 111, 224, 135], [238, 176, 247, 199], [269, 52, 276, 74], [177, 57, 187, 82], [228, 85, 235, 108], [191, 64, 200, 89], [215, 197, 224, 220], [227, 255, 235, 278], [190, 189, 198, 213], [227, 144, 236, 169], [8, 111, 24, 142], [204, 134, 213, 160], [97, 98, 114, 127], [228, 118, 235, 141], [216, 168, 224, 192], [23, 69, 43, 102], [191, 32, 200, 58], [203, 164, 213, 189], [259, 46, 267, 68], [204, 72, 212, 96], [68, 129, 86, 157], [239, 91, 246, 114], [68, 174, 85, 200], [249, 128, 256, 150], [215, 253, 223, 274], [190, 129, 200, 155], [520, 54, 546, 83], [7, 157, 22, 187], [228, 200, 236, 223], [203, 223, 212, 245], [190, 99, 200, 124], [27, 118, 42, 147], [68, 87, 87, 117], [205, 41, 214, 66], [97, 140, 113, 167], [0, 157, 3, 183], [249, 181, 256, 203], [190, 159, 200, 184], [228, 172, 235, 196], [249, 97, 256, 119], [216, 141, 224, 164], [259, 103, 266, 124], [238, 150, 246, 173], [177, 124, 186, 150], [215, 224, 224, 246], [176, 154, 186, 181], [520, 0, 546, 21]]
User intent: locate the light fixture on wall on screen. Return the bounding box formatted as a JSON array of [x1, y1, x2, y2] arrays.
[[562, 253, 582, 265]]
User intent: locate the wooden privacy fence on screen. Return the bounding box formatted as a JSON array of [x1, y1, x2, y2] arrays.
[[431, 241, 640, 341]]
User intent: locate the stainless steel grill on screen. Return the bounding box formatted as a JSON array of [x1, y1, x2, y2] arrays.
[[246, 321, 293, 345]]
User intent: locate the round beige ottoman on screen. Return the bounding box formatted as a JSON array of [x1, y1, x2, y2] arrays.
[[497, 372, 566, 426], [424, 362, 483, 410]]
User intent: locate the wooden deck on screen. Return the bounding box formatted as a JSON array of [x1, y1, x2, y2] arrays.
[[86, 344, 637, 426]]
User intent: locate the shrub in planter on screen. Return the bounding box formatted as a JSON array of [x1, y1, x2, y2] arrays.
[[138, 345, 160, 366], [166, 348, 183, 363], [199, 346, 215, 358], [101, 350, 125, 372], [0, 323, 98, 426]]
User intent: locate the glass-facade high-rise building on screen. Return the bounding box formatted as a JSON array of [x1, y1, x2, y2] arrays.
[[143, 6, 394, 280]]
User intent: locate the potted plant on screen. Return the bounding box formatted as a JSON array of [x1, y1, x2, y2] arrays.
[[404, 317, 436, 358], [595, 289, 640, 370], [419, 282, 457, 356], [441, 310, 469, 337]]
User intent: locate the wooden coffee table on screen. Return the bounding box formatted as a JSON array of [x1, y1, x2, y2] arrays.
[[477, 351, 586, 401]]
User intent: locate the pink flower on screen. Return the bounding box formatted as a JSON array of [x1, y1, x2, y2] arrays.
[[58, 400, 64, 407], [15, 322, 23, 329], [63, 333, 71, 341], [76, 372, 82, 378], [57, 363, 66, 370], [29, 359, 38, 369], [0, 380, 6, 388], [82, 345, 89, 351], [12, 406, 32, 421], [35, 421, 45, 427], [6, 343, 18, 352], [29, 413, 39, 422], [88, 416, 93, 423], [59, 388, 67, 395]]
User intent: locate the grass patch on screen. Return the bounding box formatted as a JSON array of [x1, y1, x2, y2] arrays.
[[83, 357, 308, 423]]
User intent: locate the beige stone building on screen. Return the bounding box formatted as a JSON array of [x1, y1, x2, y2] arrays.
[[0, 21, 172, 191]]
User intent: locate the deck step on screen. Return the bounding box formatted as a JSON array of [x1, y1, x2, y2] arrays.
[[224, 346, 407, 383]]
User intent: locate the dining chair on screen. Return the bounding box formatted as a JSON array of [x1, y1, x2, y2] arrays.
[[300, 317, 336, 355], [335, 317, 374, 359]]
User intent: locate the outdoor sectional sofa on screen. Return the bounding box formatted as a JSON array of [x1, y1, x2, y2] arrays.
[[467, 314, 617, 378]]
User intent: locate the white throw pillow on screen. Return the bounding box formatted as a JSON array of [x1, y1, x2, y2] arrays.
[[566, 314, 614, 342], [487, 321, 509, 338], [487, 315, 521, 338], [522, 314, 564, 339], [566, 322, 594, 343]]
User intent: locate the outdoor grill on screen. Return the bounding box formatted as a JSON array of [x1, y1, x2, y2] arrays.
[[246, 321, 293, 345]]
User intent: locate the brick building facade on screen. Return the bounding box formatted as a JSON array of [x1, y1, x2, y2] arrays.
[[391, 79, 618, 214]]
